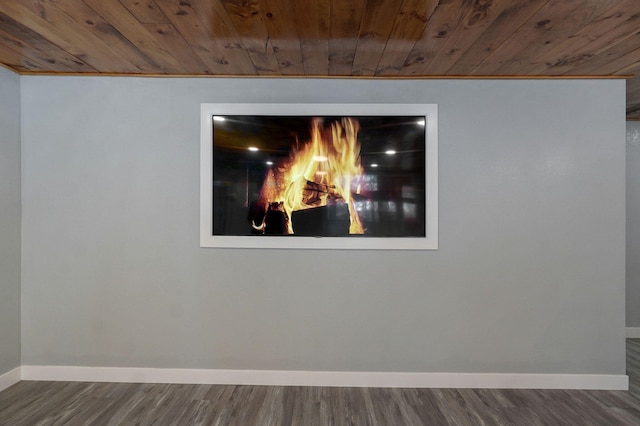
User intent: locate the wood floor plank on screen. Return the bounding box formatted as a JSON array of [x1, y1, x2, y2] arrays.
[[495, 406, 545, 426], [560, 389, 633, 426], [410, 389, 451, 424], [608, 406, 640, 425], [366, 388, 412, 424]]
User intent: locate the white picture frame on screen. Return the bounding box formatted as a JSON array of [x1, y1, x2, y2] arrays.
[[200, 103, 438, 250]]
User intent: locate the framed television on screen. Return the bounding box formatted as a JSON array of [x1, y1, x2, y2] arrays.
[[200, 103, 438, 250]]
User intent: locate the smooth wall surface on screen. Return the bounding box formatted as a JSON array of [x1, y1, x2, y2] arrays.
[[0, 66, 21, 375], [20, 77, 626, 375], [628, 121, 640, 327]]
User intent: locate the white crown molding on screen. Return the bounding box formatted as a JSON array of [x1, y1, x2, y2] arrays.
[[19, 365, 628, 391]]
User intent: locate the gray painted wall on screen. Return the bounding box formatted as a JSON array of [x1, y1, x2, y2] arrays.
[[20, 76, 626, 374], [628, 121, 640, 327], [0, 66, 21, 375]]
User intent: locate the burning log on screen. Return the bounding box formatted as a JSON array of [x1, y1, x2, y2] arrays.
[[302, 180, 340, 206], [291, 203, 350, 236]]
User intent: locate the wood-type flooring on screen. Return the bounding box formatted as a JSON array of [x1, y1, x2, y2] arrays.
[[2, 339, 640, 425]]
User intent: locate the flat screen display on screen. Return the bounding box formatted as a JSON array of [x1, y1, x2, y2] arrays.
[[212, 115, 426, 238]]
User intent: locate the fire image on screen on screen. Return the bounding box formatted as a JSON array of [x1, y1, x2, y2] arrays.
[[212, 115, 426, 238]]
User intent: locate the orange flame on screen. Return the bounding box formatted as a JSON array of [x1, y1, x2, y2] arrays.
[[260, 117, 365, 234]]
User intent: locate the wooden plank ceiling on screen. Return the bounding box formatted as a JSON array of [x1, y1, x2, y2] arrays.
[[1, 0, 640, 118]]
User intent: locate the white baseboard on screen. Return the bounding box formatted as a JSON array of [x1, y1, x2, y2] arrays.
[[19, 365, 628, 390], [627, 327, 640, 338], [0, 367, 21, 393]]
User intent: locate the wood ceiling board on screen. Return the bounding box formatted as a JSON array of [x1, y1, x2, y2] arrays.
[[120, 0, 170, 25], [259, 0, 304, 75], [399, 0, 475, 76], [350, 0, 404, 76], [0, 11, 91, 72], [141, 22, 213, 74], [374, 0, 438, 76], [626, 73, 640, 95], [82, 0, 192, 73], [185, 0, 259, 75], [0, 38, 49, 72], [0, 0, 141, 72], [626, 86, 640, 118], [50, 0, 164, 74], [472, 0, 614, 75], [0, 29, 72, 72], [531, 0, 640, 75], [219, 0, 281, 74], [566, 33, 640, 76], [627, 95, 640, 117], [446, 0, 550, 75], [421, 0, 518, 75], [294, 0, 330, 75], [328, 0, 366, 75], [153, 0, 242, 74]]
